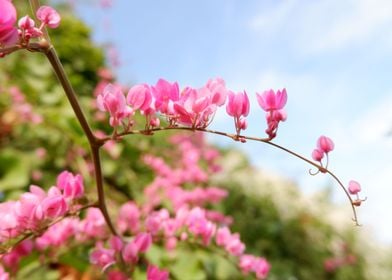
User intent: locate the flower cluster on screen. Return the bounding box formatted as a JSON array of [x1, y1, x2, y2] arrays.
[[0, 1, 60, 47], [96, 79, 288, 139], [0, 170, 84, 245], [0, 133, 270, 279]]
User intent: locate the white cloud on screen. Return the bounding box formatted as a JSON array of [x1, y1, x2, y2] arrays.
[[249, 0, 392, 54]]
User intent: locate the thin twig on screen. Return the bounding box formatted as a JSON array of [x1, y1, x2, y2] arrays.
[[100, 125, 360, 225]]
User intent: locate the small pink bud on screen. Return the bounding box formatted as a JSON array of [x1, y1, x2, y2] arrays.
[[239, 118, 247, 130], [317, 135, 334, 153], [312, 149, 324, 161], [348, 180, 361, 195]]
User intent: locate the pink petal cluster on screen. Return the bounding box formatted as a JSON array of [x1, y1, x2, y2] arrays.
[[256, 89, 288, 139], [311, 135, 334, 162], [0, 171, 84, 244], [216, 227, 245, 256], [122, 232, 152, 263], [98, 78, 228, 130], [18, 15, 42, 42], [239, 255, 270, 279], [0, 0, 18, 45]]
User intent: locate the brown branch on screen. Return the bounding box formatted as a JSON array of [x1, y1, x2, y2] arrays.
[[100, 125, 360, 225]]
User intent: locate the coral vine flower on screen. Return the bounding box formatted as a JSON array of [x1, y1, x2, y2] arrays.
[[36, 6, 61, 29], [348, 180, 361, 195], [147, 264, 169, 280], [256, 88, 288, 139], [226, 91, 250, 118], [174, 86, 214, 128], [206, 77, 228, 106], [312, 149, 324, 162], [97, 84, 131, 127], [152, 78, 179, 114], [0, 0, 18, 45], [317, 135, 334, 153], [127, 83, 153, 112], [256, 88, 287, 112], [226, 90, 249, 135], [56, 170, 84, 200]]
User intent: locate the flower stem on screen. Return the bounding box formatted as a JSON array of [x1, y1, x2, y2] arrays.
[[105, 126, 360, 225], [44, 44, 117, 235]]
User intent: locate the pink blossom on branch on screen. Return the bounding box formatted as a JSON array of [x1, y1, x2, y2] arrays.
[[256, 88, 288, 139], [348, 180, 361, 195], [317, 135, 334, 154], [0, 0, 18, 45], [256, 88, 287, 112], [97, 83, 132, 127], [226, 90, 250, 135], [56, 170, 85, 200], [36, 6, 61, 29], [147, 264, 169, 280]]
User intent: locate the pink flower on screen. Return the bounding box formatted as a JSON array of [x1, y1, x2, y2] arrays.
[[97, 83, 131, 127], [205, 77, 228, 106], [133, 232, 152, 253], [147, 264, 169, 280], [226, 90, 250, 135], [239, 255, 270, 279], [226, 91, 250, 118], [312, 149, 324, 162], [41, 187, 67, 219], [56, 170, 84, 200], [18, 15, 34, 30], [18, 16, 42, 40], [348, 180, 361, 195], [254, 257, 271, 279], [122, 241, 139, 263], [317, 135, 334, 153], [174, 86, 216, 128], [256, 88, 287, 112], [127, 84, 153, 112], [90, 245, 115, 271], [0, 0, 18, 45], [36, 6, 61, 29], [239, 255, 256, 274], [107, 270, 128, 280], [256, 89, 288, 139], [152, 79, 179, 114], [117, 202, 140, 234]]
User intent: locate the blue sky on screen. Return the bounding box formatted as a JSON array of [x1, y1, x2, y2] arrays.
[[76, 0, 392, 244]]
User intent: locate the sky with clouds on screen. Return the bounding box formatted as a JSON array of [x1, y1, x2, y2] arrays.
[[76, 0, 392, 244]]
